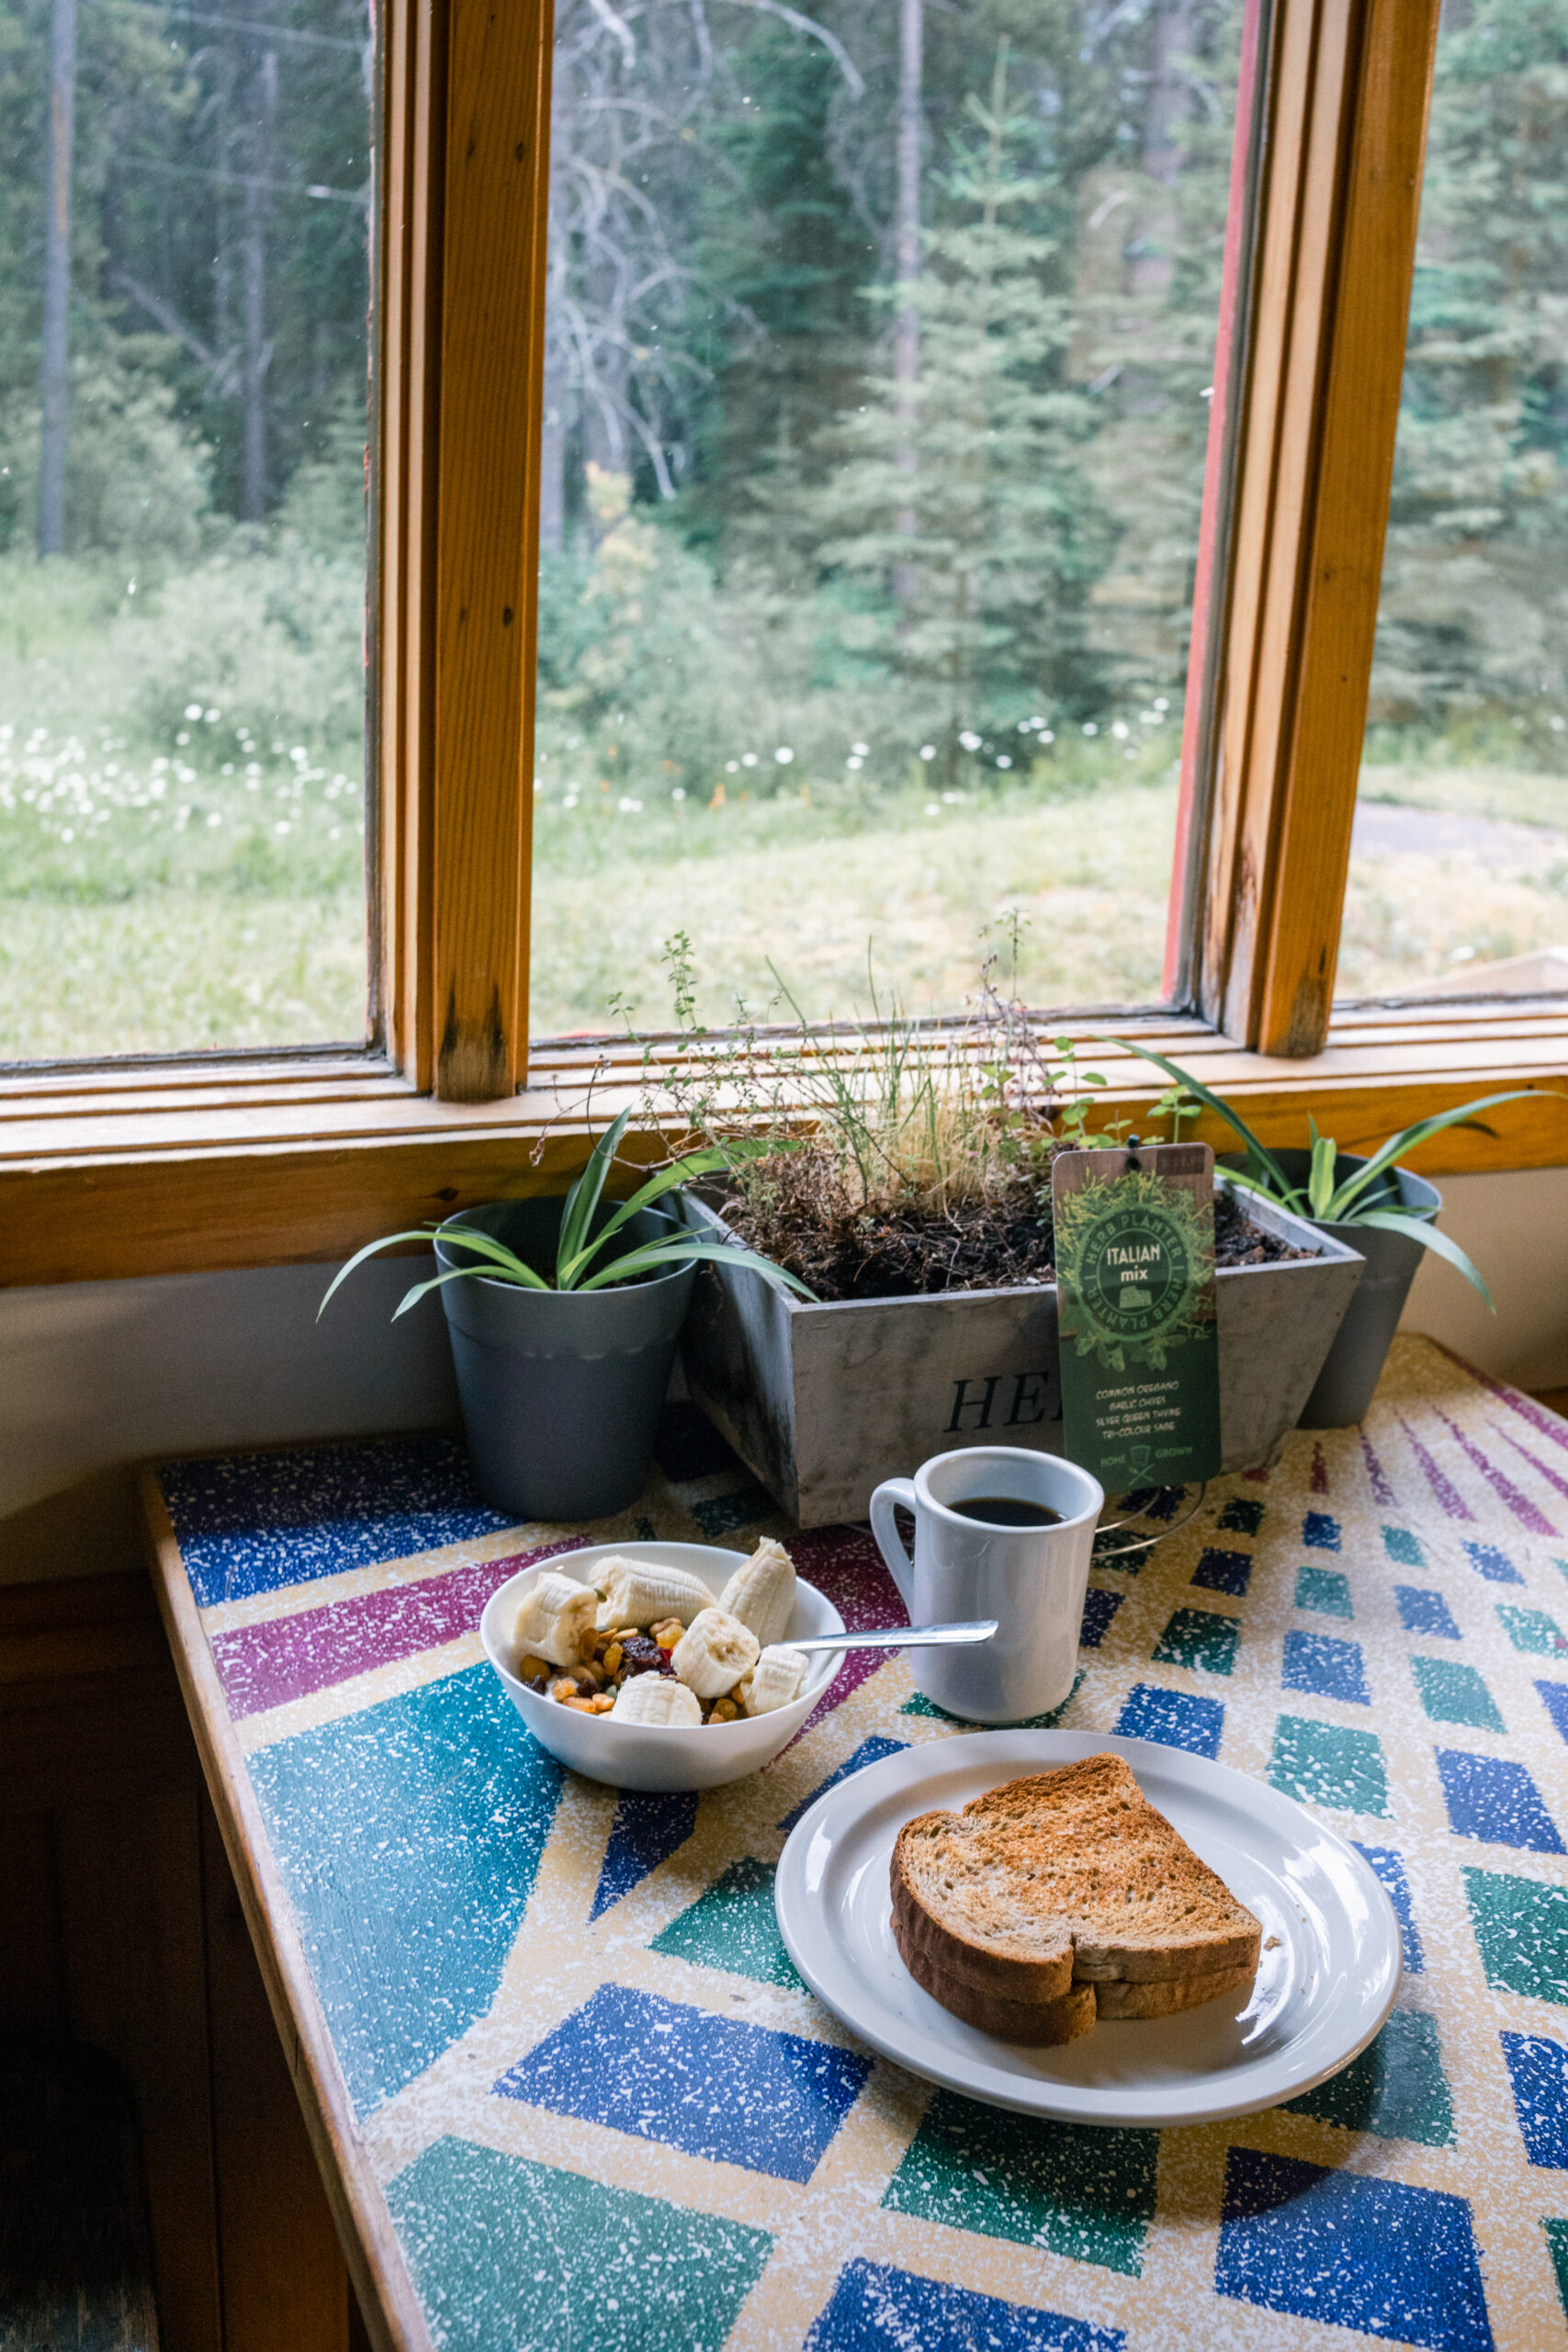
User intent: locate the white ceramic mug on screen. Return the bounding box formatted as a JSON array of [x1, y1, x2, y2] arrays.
[[869, 1446, 1104, 1724]]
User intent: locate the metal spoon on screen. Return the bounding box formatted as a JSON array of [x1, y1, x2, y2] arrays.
[[788, 1619, 998, 1654]]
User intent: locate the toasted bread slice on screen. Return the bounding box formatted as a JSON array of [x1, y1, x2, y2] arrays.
[[889, 1753, 1261, 2026], [892, 1909, 1098, 2044], [959, 1753, 1261, 1984], [891, 1810, 1077, 2004], [1093, 1962, 1255, 2019]]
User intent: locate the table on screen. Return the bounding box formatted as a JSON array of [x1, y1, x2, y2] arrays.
[[141, 1335, 1568, 2352]]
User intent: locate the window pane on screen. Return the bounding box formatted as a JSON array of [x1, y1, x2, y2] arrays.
[[1341, 0, 1568, 1006], [531, 0, 1246, 1035], [0, 0, 372, 1061]]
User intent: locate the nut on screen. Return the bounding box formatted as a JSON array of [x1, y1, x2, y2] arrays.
[[589, 1692, 615, 1713], [547, 1677, 579, 1704], [561, 1695, 598, 1713]]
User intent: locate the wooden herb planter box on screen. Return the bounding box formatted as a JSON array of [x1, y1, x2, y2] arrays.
[[679, 1191, 1363, 1526]]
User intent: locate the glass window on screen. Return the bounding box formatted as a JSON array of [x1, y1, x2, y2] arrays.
[[530, 0, 1247, 1035], [1340, 0, 1568, 1007], [0, 0, 373, 1061]]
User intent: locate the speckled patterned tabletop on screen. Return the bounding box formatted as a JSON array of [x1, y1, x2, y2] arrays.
[[140, 1336, 1568, 2352]]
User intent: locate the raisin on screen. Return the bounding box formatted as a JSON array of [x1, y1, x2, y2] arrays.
[[616, 1632, 662, 1679]]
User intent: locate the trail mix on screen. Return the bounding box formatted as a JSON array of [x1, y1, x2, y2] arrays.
[[507, 1541, 812, 1726]]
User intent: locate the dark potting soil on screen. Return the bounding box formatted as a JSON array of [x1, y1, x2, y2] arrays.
[[728, 1179, 1311, 1304]]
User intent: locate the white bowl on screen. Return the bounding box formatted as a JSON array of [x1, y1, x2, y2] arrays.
[[479, 1540, 846, 1791]]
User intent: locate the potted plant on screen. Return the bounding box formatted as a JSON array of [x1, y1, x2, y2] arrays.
[[618, 936, 1365, 1525], [318, 1111, 810, 1521], [1105, 1041, 1557, 1427]]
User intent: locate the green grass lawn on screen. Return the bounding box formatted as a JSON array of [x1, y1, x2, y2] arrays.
[[3, 553, 1565, 1058]]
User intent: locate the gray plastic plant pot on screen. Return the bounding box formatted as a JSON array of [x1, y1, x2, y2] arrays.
[[434, 1198, 697, 1522], [1258, 1150, 1443, 1430]]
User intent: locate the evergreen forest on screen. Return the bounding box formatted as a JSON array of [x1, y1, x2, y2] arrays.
[[0, 0, 1563, 1054]]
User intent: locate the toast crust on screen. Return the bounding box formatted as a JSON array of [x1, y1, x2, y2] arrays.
[[1093, 1962, 1255, 2019], [889, 1753, 1261, 2031], [891, 1811, 1077, 2003], [892, 1909, 1098, 2044]]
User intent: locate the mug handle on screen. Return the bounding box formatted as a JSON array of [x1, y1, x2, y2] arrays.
[[869, 1478, 918, 1615]]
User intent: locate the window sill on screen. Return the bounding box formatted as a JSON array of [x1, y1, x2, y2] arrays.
[[4, 1000, 1566, 1286]]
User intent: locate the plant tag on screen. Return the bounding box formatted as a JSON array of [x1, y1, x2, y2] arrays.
[[1052, 1143, 1223, 1494]]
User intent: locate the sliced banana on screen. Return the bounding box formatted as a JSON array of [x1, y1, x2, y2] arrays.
[[510, 1571, 597, 1668], [559, 1554, 613, 1596], [610, 1674, 703, 1726], [671, 1606, 761, 1700], [594, 1557, 714, 1632], [739, 1643, 809, 1716], [718, 1538, 797, 1648]]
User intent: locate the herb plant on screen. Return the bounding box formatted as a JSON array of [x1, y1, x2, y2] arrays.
[[1104, 1039, 1556, 1306], [318, 1109, 816, 1322], [595, 925, 1213, 1301]]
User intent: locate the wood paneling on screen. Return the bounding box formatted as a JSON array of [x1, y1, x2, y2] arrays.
[[1201, 0, 1442, 1055], [202, 1800, 350, 2352], [0, 1815, 65, 2031], [432, 0, 555, 1100], [54, 1791, 224, 2352], [1, 1571, 360, 2352]]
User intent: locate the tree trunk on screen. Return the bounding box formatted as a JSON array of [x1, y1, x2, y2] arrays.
[[892, 0, 921, 605], [242, 47, 277, 522], [540, 356, 566, 551], [1132, 0, 1194, 299], [37, 0, 76, 560]]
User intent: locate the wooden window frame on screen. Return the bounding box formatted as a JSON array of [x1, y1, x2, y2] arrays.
[[3, 0, 1565, 1291]]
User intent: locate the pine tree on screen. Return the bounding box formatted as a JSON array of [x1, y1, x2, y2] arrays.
[[808, 40, 1112, 731], [1370, 0, 1568, 741]]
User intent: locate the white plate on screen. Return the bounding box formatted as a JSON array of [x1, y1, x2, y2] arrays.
[[774, 1728, 1402, 2127], [480, 1540, 845, 1791]]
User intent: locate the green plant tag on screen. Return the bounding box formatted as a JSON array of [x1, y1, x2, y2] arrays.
[[1052, 1142, 1223, 1494]]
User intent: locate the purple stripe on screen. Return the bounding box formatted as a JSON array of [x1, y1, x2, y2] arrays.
[[788, 1526, 908, 1737], [1436, 1411, 1558, 1538], [1443, 1353, 1568, 1457], [1494, 1423, 1568, 1507], [1311, 1443, 1329, 1496], [1397, 1415, 1477, 1523], [209, 1538, 592, 1721], [1360, 1433, 1398, 1510]]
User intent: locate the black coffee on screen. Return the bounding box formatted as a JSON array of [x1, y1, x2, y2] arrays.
[[949, 1496, 1062, 1528]]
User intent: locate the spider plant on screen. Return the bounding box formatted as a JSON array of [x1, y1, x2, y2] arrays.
[[318, 1110, 817, 1321], [1101, 1039, 1556, 1306]]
